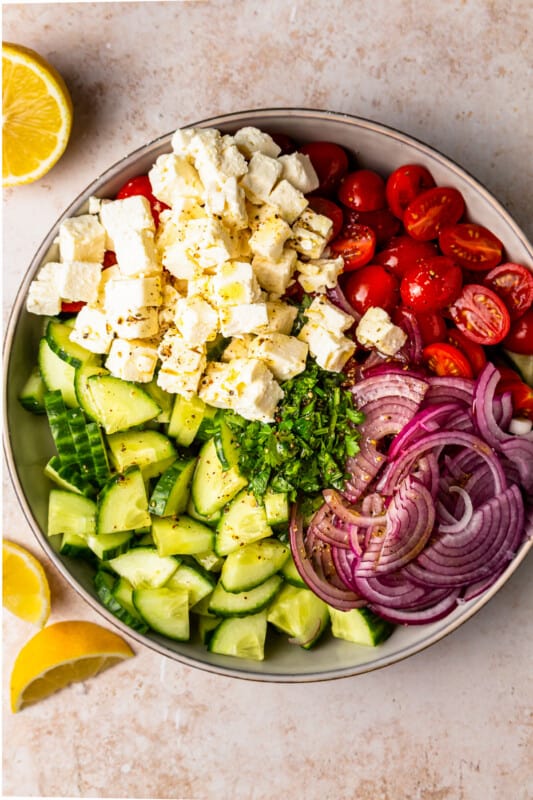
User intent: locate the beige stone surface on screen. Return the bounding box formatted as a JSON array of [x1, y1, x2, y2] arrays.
[[2, 2, 533, 799]]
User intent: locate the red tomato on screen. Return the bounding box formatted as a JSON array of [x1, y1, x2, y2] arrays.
[[342, 264, 399, 315], [330, 225, 377, 271], [446, 327, 487, 376], [103, 250, 117, 268], [269, 132, 296, 155], [449, 284, 511, 345], [61, 301, 85, 314], [439, 223, 503, 271], [385, 164, 436, 219], [412, 310, 448, 346], [342, 207, 400, 246], [337, 169, 386, 212], [373, 235, 438, 277], [400, 256, 463, 313], [308, 196, 344, 241], [483, 262, 533, 320], [403, 187, 465, 241], [496, 368, 533, 420], [116, 174, 168, 226], [298, 141, 349, 195], [501, 308, 533, 355], [423, 342, 474, 378]]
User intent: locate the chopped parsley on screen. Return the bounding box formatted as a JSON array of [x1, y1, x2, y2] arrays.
[[225, 361, 364, 502]]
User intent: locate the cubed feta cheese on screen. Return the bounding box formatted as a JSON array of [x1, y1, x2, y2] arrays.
[[249, 333, 308, 381], [219, 302, 269, 337], [183, 218, 233, 269], [157, 366, 204, 398], [249, 213, 292, 261], [105, 337, 159, 383], [174, 295, 219, 345], [290, 209, 333, 260], [212, 260, 261, 306], [221, 335, 255, 361], [234, 127, 281, 159], [158, 282, 183, 331], [148, 153, 204, 205], [104, 275, 162, 314], [114, 229, 161, 277], [59, 214, 106, 264], [267, 180, 308, 223], [262, 300, 298, 334], [240, 152, 283, 204], [26, 272, 62, 316], [355, 307, 407, 356], [297, 256, 344, 294], [99, 195, 155, 241], [304, 295, 354, 335], [108, 307, 160, 339], [298, 322, 355, 372], [161, 240, 199, 280], [88, 196, 102, 215], [278, 152, 320, 194], [170, 127, 198, 156], [56, 261, 102, 304], [198, 358, 284, 422], [251, 248, 297, 295], [95, 264, 121, 306], [157, 329, 207, 374], [205, 177, 248, 230], [69, 305, 114, 354]]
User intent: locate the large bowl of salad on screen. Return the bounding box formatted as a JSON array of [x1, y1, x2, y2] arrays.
[[4, 108, 533, 681]]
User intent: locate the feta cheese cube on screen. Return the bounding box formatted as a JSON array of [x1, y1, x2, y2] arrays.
[[99, 195, 155, 241], [297, 256, 344, 294], [198, 358, 284, 422], [298, 322, 355, 372], [355, 307, 407, 356], [158, 329, 207, 374], [108, 307, 160, 339], [158, 282, 182, 331], [304, 295, 354, 335], [56, 261, 102, 304], [184, 218, 233, 269], [170, 127, 198, 156], [95, 264, 121, 306], [157, 366, 204, 398], [278, 152, 320, 194], [249, 333, 308, 381], [290, 209, 333, 259], [104, 275, 162, 313], [263, 301, 298, 334], [114, 229, 160, 277], [148, 153, 204, 205], [197, 362, 235, 409], [105, 337, 159, 383], [219, 302, 269, 337], [205, 177, 248, 230], [26, 271, 61, 316], [174, 295, 219, 345], [240, 152, 283, 204], [59, 214, 106, 264], [234, 127, 281, 159], [249, 213, 292, 261], [69, 305, 114, 354], [212, 260, 261, 306], [187, 274, 212, 299], [221, 335, 255, 361], [252, 248, 297, 295], [161, 240, 200, 280], [88, 196, 102, 215], [267, 180, 308, 223]]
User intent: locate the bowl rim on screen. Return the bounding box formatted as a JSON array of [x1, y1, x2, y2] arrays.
[[4, 106, 533, 682]]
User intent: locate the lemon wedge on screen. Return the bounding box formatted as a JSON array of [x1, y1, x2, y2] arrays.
[[2, 539, 51, 627], [10, 620, 134, 712], [2, 42, 73, 186]]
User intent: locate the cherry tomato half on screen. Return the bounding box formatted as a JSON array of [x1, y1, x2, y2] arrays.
[[483, 262, 533, 320], [308, 196, 344, 241], [403, 187, 465, 241], [342, 207, 400, 246], [342, 264, 399, 316], [116, 174, 168, 226], [373, 235, 438, 277], [400, 256, 463, 313], [298, 141, 349, 195], [449, 284, 511, 346], [330, 225, 377, 271], [337, 169, 386, 212], [501, 308, 533, 355], [412, 310, 448, 346], [61, 301, 85, 314], [423, 342, 474, 379], [103, 250, 117, 268], [385, 164, 436, 220], [446, 327, 487, 376], [439, 222, 503, 271]]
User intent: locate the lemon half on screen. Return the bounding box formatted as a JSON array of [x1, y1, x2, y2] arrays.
[[2, 539, 51, 627]]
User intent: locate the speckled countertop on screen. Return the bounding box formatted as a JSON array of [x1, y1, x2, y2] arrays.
[[2, 2, 533, 799]]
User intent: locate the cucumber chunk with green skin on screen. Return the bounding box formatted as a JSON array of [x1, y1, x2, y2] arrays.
[[87, 531, 133, 560], [214, 490, 272, 557], [47, 489, 96, 538], [220, 539, 289, 593], [187, 497, 222, 527], [168, 394, 208, 446], [190, 591, 216, 617], [87, 374, 161, 434], [75, 363, 109, 420], [267, 584, 329, 649], [60, 530, 94, 559], [151, 515, 215, 557], [192, 550, 224, 573], [97, 466, 151, 533], [39, 338, 79, 408], [198, 615, 222, 645], [133, 586, 190, 640], [113, 576, 148, 626], [44, 456, 96, 497], [207, 611, 268, 661], [94, 570, 149, 632], [504, 350, 533, 387], [66, 406, 96, 480], [144, 377, 174, 423], [191, 437, 247, 517], [19, 366, 47, 414], [208, 574, 282, 617], [106, 547, 180, 588], [44, 390, 78, 466], [86, 422, 111, 483], [194, 404, 220, 443], [263, 489, 289, 527], [328, 607, 394, 646], [213, 417, 241, 470], [46, 319, 100, 368], [279, 553, 307, 588], [106, 430, 177, 480], [165, 562, 215, 607], [149, 457, 196, 517]]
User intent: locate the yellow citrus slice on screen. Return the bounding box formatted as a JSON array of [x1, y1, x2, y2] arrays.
[[2, 539, 51, 627], [2, 42, 73, 186], [10, 620, 134, 712]]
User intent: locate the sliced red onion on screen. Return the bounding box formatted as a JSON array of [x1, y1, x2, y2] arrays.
[[394, 307, 424, 365], [499, 438, 533, 493], [387, 403, 461, 460], [368, 589, 462, 625], [352, 568, 454, 610], [423, 375, 474, 407], [351, 369, 429, 407], [437, 486, 474, 534], [327, 284, 361, 322], [322, 488, 387, 528]]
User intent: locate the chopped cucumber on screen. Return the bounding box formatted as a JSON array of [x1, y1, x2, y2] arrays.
[[213, 416, 240, 470], [106, 546, 180, 588], [106, 429, 177, 480], [214, 489, 272, 556], [207, 611, 268, 661], [97, 466, 151, 534], [191, 437, 247, 517], [39, 338, 78, 407], [208, 574, 282, 617], [87, 374, 161, 433], [113, 576, 149, 628], [167, 394, 207, 446], [144, 377, 174, 423], [192, 550, 224, 572], [74, 362, 109, 420], [44, 390, 78, 466], [60, 530, 94, 559], [263, 489, 289, 527], [47, 489, 96, 538], [45, 318, 99, 368], [86, 531, 133, 560], [267, 584, 329, 649], [220, 538, 289, 592], [44, 456, 96, 497], [198, 615, 222, 645], [279, 553, 307, 588], [133, 586, 190, 640], [187, 497, 222, 527], [151, 515, 215, 557], [18, 366, 46, 414], [149, 456, 196, 517], [165, 562, 215, 607], [328, 607, 394, 646], [94, 569, 149, 632]]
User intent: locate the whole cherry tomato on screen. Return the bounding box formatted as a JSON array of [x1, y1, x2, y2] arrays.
[[501, 308, 533, 355], [400, 256, 463, 313], [449, 284, 511, 345], [342, 264, 399, 315], [423, 342, 474, 379], [385, 164, 436, 219], [330, 225, 377, 271], [116, 174, 168, 226], [439, 222, 503, 271], [483, 262, 533, 320], [337, 169, 386, 212], [298, 141, 349, 195], [342, 208, 400, 246], [446, 327, 487, 375], [373, 235, 438, 277], [411, 310, 448, 346], [403, 187, 465, 241], [308, 196, 344, 241]]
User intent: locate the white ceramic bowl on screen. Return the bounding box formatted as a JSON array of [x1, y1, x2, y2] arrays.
[[4, 108, 533, 681]]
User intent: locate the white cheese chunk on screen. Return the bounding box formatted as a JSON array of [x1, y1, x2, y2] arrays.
[[290, 209, 333, 260], [267, 180, 308, 224], [26, 273, 61, 316], [251, 248, 297, 295], [297, 256, 344, 294], [88, 196, 102, 215], [161, 240, 199, 280], [234, 127, 281, 159], [174, 295, 219, 345], [157, 366, 204, 399], [158, 282, 183, 332], [262, 301, 298, 334], [157, 329, 207, 374], [205, 177, 248, 230], [298, 322, 355, 372], [221, 335, 255, 362], [199, 358, 283, 422], [148, 153, 204, 205], [249, 213, 292, 261], [104, 275, 162, 313], [219, 302, 269, 337], [114, 229, 161, 277], [69, 305, 114, 354], [99, 195, 155, 241], [105, 337, 159, 383], [95, 264, 121, 307], [108, 307, 160, 339], [355, 307, 407, 356], [183, 217, 233, 269], [59, 214, 106, 264], [249, 333, 308, 381], [212, 260, 261, 306], [278, 152, 320, 194], [240, 152, 283, 204], [304, 295, 354, 335], [56, 261, 102, 304]]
